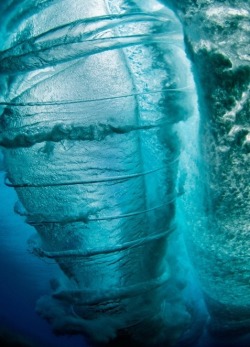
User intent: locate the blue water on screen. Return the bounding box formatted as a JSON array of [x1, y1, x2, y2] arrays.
[[0, 172, 85, 347], [1, 175, 250, 347], [0, 1, 249, 346]]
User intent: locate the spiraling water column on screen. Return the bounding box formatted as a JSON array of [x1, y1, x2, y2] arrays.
[[0, 0, 194, 344]]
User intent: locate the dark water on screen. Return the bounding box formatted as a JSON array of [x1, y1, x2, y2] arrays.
[[0, 172, 85, 347]]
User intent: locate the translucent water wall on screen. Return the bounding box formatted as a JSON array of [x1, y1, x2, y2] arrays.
[[0, 0, 197, 345]]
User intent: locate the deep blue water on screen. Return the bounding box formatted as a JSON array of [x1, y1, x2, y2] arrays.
[[0, 171, 85, 347]]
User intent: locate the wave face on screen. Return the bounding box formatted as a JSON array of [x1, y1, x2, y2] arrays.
[[0, 0, 196, 345], [166, 0, 250, 337]]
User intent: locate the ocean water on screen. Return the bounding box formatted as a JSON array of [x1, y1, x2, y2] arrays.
[[1, 174, 249, 347], [0, 171, 85, 347], [0, 0, 249, 346]]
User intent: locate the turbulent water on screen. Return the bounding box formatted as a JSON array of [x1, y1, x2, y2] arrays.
[[166, 0, 250, 337], [0, 0, 249, 346]]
